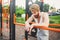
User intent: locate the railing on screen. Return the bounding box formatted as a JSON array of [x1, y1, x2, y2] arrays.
[[14, 22, 60, 32], [1, 14, 60, 32], [14, 14, 60, 32]]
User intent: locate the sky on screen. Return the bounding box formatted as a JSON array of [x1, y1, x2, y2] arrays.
[[44, 0, 60, 9], [2, 0, 60, 9]]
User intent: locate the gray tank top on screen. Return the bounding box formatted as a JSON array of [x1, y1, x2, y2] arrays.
[[33, 13, 42, 24], [33, 13, 49, 36]]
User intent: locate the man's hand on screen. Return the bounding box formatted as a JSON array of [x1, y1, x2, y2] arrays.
[[29, 24, 36, 34], [25, 24, 31, 32]]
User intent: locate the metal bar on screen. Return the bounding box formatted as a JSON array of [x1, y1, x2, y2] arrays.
[[0, 0, 2, 36], [14, 23, 60, 32], [9, 0, 15, 40], [25, 0, 29, 40]]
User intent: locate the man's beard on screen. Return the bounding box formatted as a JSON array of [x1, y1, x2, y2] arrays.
[[34, 13, 39, 18], [34, 15, 38, 18]]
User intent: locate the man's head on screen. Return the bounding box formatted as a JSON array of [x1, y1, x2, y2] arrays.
[[29, 4, 40, 18]]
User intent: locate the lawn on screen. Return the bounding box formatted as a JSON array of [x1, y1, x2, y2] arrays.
[[16, 15, 60, 28], [16, 15, 60, 24], [49, 15, 60, 24], [16, 17, 25, 24]]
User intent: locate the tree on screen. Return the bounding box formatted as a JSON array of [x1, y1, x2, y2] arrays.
[[43, 4, 49, 12], [50, 6, 54, 10], [16, 6, 25, 17]]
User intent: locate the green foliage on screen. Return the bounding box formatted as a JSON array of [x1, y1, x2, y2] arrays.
[[3, 5, 9, 8], [49, 15, 60, 24], [15, 6, 25, 17], [50, 6, 54, 10], [16, 17, 25, 24], [43, 4, 49, 12], [16, 15, 60, 24]]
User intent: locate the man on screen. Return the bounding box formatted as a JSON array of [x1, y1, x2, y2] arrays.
[[25, 4, 49, 40]]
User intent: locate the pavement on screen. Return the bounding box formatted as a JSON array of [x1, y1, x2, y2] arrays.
[[0, 23, 60, 40]]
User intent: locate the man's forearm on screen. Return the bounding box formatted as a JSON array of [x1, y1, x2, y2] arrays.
[[31, 23, 49, 27]]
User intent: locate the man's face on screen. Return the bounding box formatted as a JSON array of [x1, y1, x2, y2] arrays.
[[31, 9, 39, 18]]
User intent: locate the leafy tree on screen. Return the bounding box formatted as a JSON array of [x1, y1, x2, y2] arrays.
[[15, 6, 25, 17], [43, 4, 50, 12], [50, 6, 54, 10]]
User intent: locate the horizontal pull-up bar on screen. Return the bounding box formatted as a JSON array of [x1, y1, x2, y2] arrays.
[[1, 14, 60, 32], [13, 14, 60, 32], [14, 22, 60, 32]]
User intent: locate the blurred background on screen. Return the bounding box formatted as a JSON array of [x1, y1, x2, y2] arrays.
[[0, 0, 60, 40]]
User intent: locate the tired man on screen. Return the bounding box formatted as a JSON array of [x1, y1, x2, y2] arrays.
[[25, 4, 49, 40]]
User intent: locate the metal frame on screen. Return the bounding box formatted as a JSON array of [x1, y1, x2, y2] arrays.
[[9, 0, 44, 40], [9, 0, 15, 40], [25, 0, 30, 40], [0, 0, 2, 36]]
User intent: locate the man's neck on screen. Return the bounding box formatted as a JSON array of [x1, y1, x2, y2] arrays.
[[39, 11, 41, 16]]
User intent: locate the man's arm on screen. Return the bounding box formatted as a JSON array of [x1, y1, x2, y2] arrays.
[[25, 15, 34, 31], [25, 15, 34, 24], [29, 13, 49, 32], [31, 13, 49, 27]]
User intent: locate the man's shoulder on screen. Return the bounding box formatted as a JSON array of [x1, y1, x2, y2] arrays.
[[41, 12, 48, 14], [41, 12, 48, 16]]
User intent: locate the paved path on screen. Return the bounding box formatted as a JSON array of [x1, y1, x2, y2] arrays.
[[0, 23, 60, 40]]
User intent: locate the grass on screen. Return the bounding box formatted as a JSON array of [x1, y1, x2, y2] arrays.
[[16, 15, 60, 24], [49, 15, 60, 24], [16, 17, 25, 24], [16, 15, 60, 28]]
